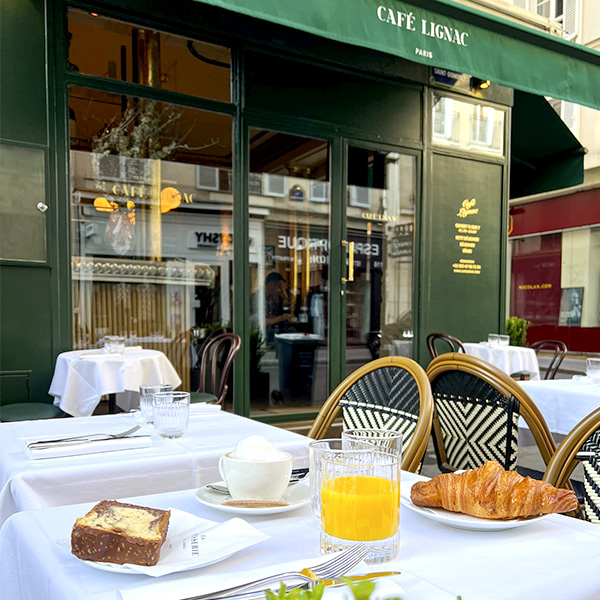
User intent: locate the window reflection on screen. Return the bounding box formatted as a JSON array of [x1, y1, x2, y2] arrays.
[[248, 129, 330, 414], [432, 95, 505, 156], [69, 86, 233, 396]]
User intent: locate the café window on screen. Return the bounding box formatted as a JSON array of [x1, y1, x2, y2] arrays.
[[67, 9, 231, 103], [432, 94, 505, 156], [69, 85, 233, 395]]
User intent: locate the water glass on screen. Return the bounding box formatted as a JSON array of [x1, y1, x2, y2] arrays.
[[152, 391, 190, 438], [487, 333, 499, 346], [104, 335, 125, 354], [139, 383, 174, 423], [318, 449, 400, 564], [497, 334, 510, 346], [341, 429, 403, 460], [586, 358, 600, 383]]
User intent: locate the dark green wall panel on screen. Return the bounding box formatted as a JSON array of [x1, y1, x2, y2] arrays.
[[245, 52, 422, 144], [0, 266, 53, 402], [0, 0, 48, 144], [420, 154, 504, 359]]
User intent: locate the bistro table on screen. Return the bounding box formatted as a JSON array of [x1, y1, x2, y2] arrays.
[[2, 470, 599, 600], [518, 377, 600, 437], [48, 347, 182, 416], [464, 342, 541, 380], [0, 407, 310, 527]]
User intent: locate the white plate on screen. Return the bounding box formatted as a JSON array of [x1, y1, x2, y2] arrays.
[[401, 481, 551, 531], [74, 508, 237, 575], [196, 481, 311, 515]]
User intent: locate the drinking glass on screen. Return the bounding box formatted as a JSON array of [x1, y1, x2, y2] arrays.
[[586, 358, 600, 383], [104, 335, 125, 354], [139, 383, 174, 423], [497, 334, 510, 346], [487, 333, 499, 346], [319, 449, 400, 564], [152, 391, 190, 438], [342, 429, 402, 460]]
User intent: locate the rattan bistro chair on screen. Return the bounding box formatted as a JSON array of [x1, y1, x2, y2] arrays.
[[426, 353, 556, 473], [531, 340, 568, 380], [426, 333, 466, 360], [307, 357, 434, 473], [544, 407, 600, 524]]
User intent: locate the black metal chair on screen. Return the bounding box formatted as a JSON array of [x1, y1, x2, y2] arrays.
[[307, 357, 434, 473], [544, 406, 600, 523], [426, 333, 466, 360], [530, 340, 568, 380], [191, 333, 241, 406], [426, 353, 556, 474]]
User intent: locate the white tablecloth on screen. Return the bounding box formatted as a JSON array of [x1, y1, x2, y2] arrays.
[[518, 378, 600, 436], [0, 409, 310, 527], [48, 348, 182, 417], [2, 471, 599, 600], [464, 342, 541, 380]]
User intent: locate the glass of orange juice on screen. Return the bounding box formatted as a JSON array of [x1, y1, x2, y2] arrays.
[[319, 449, 400, 564]]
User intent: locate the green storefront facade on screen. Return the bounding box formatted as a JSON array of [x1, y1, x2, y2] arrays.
[[1, 0, 599, 422]]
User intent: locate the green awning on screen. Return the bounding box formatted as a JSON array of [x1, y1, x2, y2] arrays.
[[510, 90, 585, 198], [193, 0, 600, 110]]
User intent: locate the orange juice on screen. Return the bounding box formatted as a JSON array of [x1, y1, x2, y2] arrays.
[[321, 475, 400, 541]]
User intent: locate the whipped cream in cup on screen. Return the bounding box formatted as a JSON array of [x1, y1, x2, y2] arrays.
[[219, 436, 292, 501]]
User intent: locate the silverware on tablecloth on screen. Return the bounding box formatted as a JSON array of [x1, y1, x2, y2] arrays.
[[206, 468, 308, 495], [203, 571, 401, 600], [183, 542, 370, 600], [27, 425, 142, 449]]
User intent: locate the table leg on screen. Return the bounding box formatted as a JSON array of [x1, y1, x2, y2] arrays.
[[108, 393, 117, 414]]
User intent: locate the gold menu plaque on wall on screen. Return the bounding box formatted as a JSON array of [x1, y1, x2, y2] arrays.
[[452, 198, 481, 275]]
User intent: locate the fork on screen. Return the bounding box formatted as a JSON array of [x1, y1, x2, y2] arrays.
[[27, 425, 142, 448], [184, 542, 370, 600]]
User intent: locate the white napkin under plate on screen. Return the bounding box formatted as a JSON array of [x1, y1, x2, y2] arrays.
[[117, 556, 405, 600], [27, 435, 152, 460], [72, 509, 269, 578]]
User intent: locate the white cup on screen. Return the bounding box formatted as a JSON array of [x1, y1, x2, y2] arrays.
[[218, 451, 292, 501]]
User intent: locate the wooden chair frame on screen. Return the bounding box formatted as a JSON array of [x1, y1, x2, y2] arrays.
[[544, 406, 600, 489], [426, 352, 557, 472], [198, 333, 241, 405], [530, 340, 567, 380], [426, 333, 466, 360], [307, 357, 434, 473]]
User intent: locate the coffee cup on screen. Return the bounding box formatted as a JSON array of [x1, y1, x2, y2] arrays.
[[218, 437, 292, 501]]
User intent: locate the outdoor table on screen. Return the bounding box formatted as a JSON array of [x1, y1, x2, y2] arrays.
[[464, 342, 541, 380], [2, 470, 599, 600], [518, 377, 600, 437], [48, 347, 182, 416], [0, 408, 310, 527]]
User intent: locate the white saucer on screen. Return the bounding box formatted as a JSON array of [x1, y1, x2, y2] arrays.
[[401, 482, 550, 531], [196, 481, 311, 515]]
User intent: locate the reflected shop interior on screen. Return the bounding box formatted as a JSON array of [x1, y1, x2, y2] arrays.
[[67, 10, 417, 417]]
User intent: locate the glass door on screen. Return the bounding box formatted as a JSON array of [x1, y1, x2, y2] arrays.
[[344, 146, 417, 376], [248, 128, 330, 417]]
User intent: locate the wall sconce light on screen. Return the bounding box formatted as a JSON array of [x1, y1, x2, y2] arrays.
[[470, 77, 491, 90]]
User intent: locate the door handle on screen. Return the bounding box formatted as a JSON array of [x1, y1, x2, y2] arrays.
[[341, 240, 355, 283], [37, 202, 49, 213]]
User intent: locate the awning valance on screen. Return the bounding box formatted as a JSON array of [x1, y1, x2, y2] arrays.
[[511, 91, 585, 198], [193, 0, 600, 110]]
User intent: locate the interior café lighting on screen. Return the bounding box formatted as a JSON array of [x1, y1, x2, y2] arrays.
[[471, 77, 491, 90]]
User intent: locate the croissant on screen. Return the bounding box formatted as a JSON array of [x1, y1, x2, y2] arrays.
[[410, 461, 578, 519]]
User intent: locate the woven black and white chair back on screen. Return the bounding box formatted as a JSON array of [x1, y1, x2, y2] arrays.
[[431, 370, 520, 471], [338, 366, 420, 447], [580, 427, 600, 524]]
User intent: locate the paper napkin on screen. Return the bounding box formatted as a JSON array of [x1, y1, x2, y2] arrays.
[[27, 435, 152, 460]]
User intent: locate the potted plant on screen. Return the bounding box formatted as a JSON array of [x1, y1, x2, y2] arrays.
[[505, 316, 530, 347]]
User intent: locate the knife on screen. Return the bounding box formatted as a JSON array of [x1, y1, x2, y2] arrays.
[[195, 572, 401, 600]]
